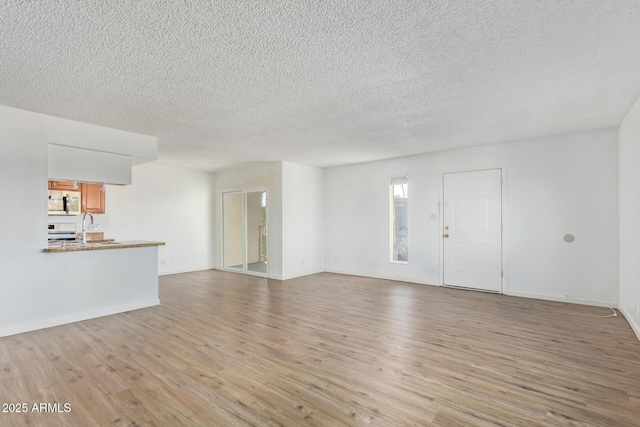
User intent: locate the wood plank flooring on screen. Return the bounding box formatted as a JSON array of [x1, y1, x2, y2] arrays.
[[1, 270, 639, 426]]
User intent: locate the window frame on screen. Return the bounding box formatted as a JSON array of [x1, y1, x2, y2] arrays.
[[390, 175, 409, 264]]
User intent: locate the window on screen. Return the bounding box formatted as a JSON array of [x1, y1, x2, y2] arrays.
[[390, 175, 408, 262]]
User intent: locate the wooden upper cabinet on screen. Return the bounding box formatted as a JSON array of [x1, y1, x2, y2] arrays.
[[80, 183, 106, 214], [48, 180, 76, 190], [48, 180, 106, 214]]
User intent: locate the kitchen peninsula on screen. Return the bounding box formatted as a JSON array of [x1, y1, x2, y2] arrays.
[[35, 241, 165, 336]]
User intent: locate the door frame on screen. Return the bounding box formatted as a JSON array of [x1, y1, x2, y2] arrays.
[[438, 167, 507, 293], [221, 188, 269, 278]]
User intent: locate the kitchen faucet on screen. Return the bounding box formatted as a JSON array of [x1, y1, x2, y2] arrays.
[[82, 212, 94, 244]]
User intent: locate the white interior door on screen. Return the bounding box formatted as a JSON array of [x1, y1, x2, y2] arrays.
[[443, 169, 502, 292]]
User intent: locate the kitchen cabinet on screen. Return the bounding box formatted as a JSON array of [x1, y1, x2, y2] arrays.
[[48, 181, 106, 214], [48, 180, 76, 190], [80, 183, 106, 214]]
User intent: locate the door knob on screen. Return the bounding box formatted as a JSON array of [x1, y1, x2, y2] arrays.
[[443, 234, 449, 238], [444, 226, 449, 230]]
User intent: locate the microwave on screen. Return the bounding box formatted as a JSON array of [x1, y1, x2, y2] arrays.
[[48, 190, 82, 215]]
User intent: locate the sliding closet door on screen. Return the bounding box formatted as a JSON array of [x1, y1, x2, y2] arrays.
[[222, 190, 268, 276], [246, 191, 267, 274], [223, 192, 243, 271]]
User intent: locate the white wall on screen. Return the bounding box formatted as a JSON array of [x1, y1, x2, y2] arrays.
[[101, 163, 216, 275], [619, 95, 640, 340], [282, 162, 325, 279], [325, 128, 619, 306], [0, 105, 50, 334], [214, 162, 283, 279]]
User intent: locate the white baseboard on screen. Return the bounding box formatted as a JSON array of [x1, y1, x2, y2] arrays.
[[619, 306, 640, 342], [0, 298, 160, 338], [159, 265, 216, 276], [505, 290, 617, 308]]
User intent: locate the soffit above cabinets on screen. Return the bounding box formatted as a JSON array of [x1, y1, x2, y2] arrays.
[[48, 144, 132, 185], [46, 115, 157, 185], [46, 115, 157, 163]]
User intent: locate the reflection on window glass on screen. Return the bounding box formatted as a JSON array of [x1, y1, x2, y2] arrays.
[[390, 176, 408, 262]]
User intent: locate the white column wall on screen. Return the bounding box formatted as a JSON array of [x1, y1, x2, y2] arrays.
[[619, 95, 640, 340], [282, 162, 325, 279]]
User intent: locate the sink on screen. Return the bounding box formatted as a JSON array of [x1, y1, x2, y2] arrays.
[[48, 241, 82, 246], [48, 241, 122, 247], [88, 241, 122, 246]]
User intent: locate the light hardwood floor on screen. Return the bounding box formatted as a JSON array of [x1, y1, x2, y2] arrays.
[[1, 270, 639, 426]]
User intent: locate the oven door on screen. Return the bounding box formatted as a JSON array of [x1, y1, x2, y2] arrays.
[[48, 190, 82, 215]]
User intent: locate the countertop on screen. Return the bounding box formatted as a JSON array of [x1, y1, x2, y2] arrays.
[[45, 240, 165, 253]]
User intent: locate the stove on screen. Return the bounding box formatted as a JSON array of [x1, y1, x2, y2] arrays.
[[48, 222, 77, 241]]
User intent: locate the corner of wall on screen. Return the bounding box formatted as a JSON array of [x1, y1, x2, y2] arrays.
[[618, 92, 640, 342], [619, 307, 640, 342], [281, 162, 326, 279]]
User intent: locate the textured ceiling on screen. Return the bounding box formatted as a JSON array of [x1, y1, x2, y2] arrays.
[[2, 1, 640, 171]]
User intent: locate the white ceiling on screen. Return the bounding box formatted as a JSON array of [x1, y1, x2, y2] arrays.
[[2, 1, 640, 172]]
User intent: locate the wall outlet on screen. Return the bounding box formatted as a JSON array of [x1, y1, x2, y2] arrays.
[[160, 259, 166, 266]]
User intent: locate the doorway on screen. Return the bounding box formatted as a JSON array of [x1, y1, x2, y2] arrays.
[[223, 191, 268, 276], [443, 169, 502, 292]]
